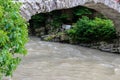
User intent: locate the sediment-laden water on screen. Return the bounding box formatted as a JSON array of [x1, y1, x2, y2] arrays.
[[12, 36, 120, 80]]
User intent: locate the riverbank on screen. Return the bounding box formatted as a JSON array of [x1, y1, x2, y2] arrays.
[[40, 36, 120, 53]]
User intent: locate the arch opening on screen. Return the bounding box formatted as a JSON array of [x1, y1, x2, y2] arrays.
[[20, 0, 120, 35], [28, 6, 120, 53]]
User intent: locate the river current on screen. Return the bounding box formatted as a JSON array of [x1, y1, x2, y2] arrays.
[[12, 36, 120, 80]]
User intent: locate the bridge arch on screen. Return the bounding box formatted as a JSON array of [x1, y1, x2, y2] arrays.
[[19, 0, 120, 32]]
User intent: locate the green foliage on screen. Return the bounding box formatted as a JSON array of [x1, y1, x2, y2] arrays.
[[60, 14, 70, 19], [60, 13, 72, 23], [48, 11, 62, 29], [30, 6, 117, 44], [30, 6, 93, 34], [0, 30, 9, 46], [32, 14, 46, 21], [73, 6, 92, 16], [0, 6, 3, 18], [0, 0, 28, 79], [44, 35, 56, 41], [50, 19, 62, 29], [31, 13, 47, 27], [67, 16, 117, 43]]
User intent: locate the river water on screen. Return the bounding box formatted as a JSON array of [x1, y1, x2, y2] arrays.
[[12, 36, 120, 80]]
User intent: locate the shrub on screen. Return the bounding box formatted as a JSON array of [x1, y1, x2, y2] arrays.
[[67, 16, 117, 43], [0, 0, 28, 79]]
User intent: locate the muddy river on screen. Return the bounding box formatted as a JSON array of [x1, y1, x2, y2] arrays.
[[12, 36, 120, 80]]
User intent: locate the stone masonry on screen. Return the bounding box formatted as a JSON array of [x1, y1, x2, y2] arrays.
[[15, 0, 120, 51], [14, 0, 120, 31]]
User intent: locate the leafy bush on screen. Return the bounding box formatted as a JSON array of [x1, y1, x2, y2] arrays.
[[67, 16, 117, 43], [29, 6, 94, 35], [30, 6, 117, 45], [0, 0, 28, 79]]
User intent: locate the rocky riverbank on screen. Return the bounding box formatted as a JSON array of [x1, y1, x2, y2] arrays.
[[31, 26, 120, 53]]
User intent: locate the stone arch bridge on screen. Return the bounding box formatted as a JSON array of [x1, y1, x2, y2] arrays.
[[17, 0, 120, 33], [17, 0, 120, 32]]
